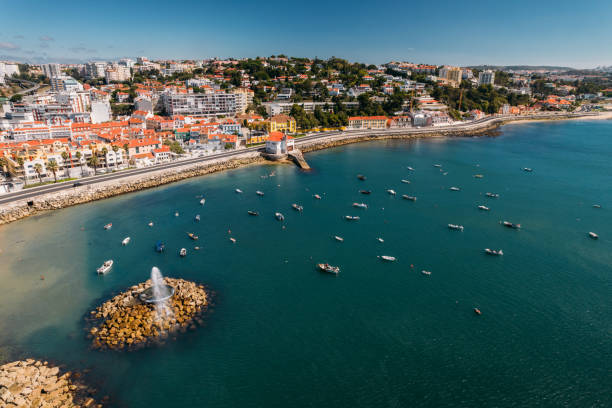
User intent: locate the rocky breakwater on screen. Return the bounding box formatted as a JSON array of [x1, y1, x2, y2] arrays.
[[88, 277, 209, 351], [0, 359, 100, 407]]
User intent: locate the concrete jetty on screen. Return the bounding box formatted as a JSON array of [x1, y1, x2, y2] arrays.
[[288, 149, 311, 170]]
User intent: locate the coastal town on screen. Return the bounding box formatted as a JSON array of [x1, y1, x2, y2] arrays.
[[1, 57, 611, 193]]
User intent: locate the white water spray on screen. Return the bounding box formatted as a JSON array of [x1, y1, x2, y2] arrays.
[[151, 267, 174, 323]]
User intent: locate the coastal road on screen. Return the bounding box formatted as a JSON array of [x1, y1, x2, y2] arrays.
[[0, 112, 595, 205]]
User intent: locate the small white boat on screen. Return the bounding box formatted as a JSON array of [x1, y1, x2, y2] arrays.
[[485, 248, 504, 256], [235, 189, 243, 194], [377, 237, 384, 243], [449, 186, 460, 191], [194, 214, 201, 222], [486, 192, 499, 198], [501, 221, 521, 229], [200, 198, 206, 205], [103, 223, 112, 230], [345, 215, 360, 221], [477, 205, 490, 211], [174, 211, 179, 217], [421, 270, 432, 276], [378, 255, 396, 262], [313, 194, 322, 199], [353, 202, 368, 209], [407, 166, 415, 171], [402, 195, 417, 201], [148, 221, 154, 227], [588, 232, 599, 240], [247, 210, 259, 216], [96, 260, 113, 274], [230, 237, 237, 243], [179, 248, 187, 257], [523, 167, 533, 172], [593, 204, 601, 209], [317, 263, 340, 274], [433, 164, 442, 168], [256, 191, 264, 196], [334, 236, 344, 242], [473, 174, 484, 178], [448, 224, 464, 231], [387, 189, 396, 195], [122, 237, 131, 246], [292, 204, 303, 212], [442, 172, 448, 176], [401, 179, 411, 184], [275, 212, 285, 221]]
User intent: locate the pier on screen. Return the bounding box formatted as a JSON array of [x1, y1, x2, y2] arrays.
[[288, 149, 311, 170]]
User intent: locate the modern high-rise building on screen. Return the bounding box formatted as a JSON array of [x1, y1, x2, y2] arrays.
[[84, 62, 107, 78], [161, 91, 239, 117], [50, 75, 83, 92], [438, 66, 463, 85], [478, 70, 495, 86], [42, 63, 61, 78], [105, 64, 131, 83]]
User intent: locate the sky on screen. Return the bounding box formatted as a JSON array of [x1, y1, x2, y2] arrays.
[[1, 0, 611, 68]]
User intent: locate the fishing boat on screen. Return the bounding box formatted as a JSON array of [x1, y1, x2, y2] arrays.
[[247, 210, 259, 216], [593, 204, 601, 208], [588, 232, 599, 239], [449, 186, 461, 191], [256, 191, 264, 196], [345, 215, 360, 221], [334, 236, 344, 242], [155, 241, 165, 252], [402, 195, 417, 201], [357, 174, 366, 181], [473, 174, 484, 178], [96, 260, 113, 275], [230, 237, 236, 243], [317, 263, 340, 275], [187, 232, 199, 240], [194, 214, 201, 222], [474, 308, 482, 315], [292, 204, 303, 212], [179, 248, 187, 257], [484, 248, 503, 256], [174, 211, 179, 217], [122, 237, 131, 246], [194, 246, 200, 250], [485, 192, 499, 198], [353, 202, 368, 209], [421, 270, 432, 276], [523, 167, 533, 172], [477, 205, 490, 211], [313, 194, 322, 199], [275, 212, 285, 221], [103, 223, 112, 230], [359, 190, 372, 195], [387, 189, 396, 195], [235, 189, 243, 193], [148, 222, 154, 227], [401, 179, 411, 184], [448, 224, 464, 231], [378, 255, 396, 262], [407, 166, 415, 171], [501, 221, 521, 229], [433, 164, 442, 168], [377, 237, 384, 243], [200, 198, 206, 205]]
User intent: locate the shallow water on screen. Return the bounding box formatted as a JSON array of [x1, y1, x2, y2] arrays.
[[1, 120, 611, 407]]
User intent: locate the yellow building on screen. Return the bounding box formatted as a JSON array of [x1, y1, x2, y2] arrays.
[[266, 114, 297, 133]]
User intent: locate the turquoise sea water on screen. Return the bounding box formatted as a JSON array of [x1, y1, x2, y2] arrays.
[[0, 121, 611, 407]]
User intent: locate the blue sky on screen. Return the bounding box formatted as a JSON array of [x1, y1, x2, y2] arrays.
[[1, 0, 611, 67]]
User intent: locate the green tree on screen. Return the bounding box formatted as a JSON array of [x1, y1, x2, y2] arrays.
[[46, 159, 59, 183], [112, 145, 120, 168], [33, 162, 43, 183], [101, 147, 109, 170], [88, 155, 99, 175], [75, 151, 83, 176], [61, 151, 70, 169]]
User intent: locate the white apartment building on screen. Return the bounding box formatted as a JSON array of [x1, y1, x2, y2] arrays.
[[50, 75, 83, 92], [438, 66, 463, 84], [478, 70, 495, 86], [0, 62, 20, 84], [84, 62, 107, 78], [91, 101, 111, 124], [55, 91, 91, 113], [105, 64, 131, 83], [42, 63, 61, 78], [162, 91, 239, 117]]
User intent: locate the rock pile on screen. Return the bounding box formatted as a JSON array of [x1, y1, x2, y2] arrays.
[[0, 359, 100, 407], [89, 278, 208, 350]]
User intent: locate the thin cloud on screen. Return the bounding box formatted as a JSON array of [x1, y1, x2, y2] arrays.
[[39, 43, 50, 49], [69, 46, 98, 54], [0, 42, 20, 50], [39, 35, 54, 41], [13, 35, 24, 39]]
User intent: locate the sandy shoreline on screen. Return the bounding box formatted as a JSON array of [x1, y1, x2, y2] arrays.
[[0, 112, 609, 226]]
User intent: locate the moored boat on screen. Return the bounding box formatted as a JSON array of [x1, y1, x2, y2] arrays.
[[345, 215, 360, 221], [474, 308, 482, 315], [174, 211, 179, 217], [155, 241, 165, 252], [103, 223, 112, 230], [256, 191, 264, 196], [179, 248, 187, 257], [313, 194, 322, 199], [334, 236, 344, 242], [247, 210, 259, 216], [477, 205, 490, 211], [194, 214, 201, 222], [593, 204, 601, 208], [317, 263, 340, 274], [359, 190, 371, 195], [187, 232, 199, 240], [357, 174, 366, 181], [523, 167, 533, 172], [235, 188, 243, 193], [486, 192, 499, 198], [96, 260, 113, 275], [421, 270, 432, 276], [275, 212, 285, 221], [402, 195, 417, 201], [122, 237, 131, 246], [200, 198, 206, 205], [401, 179, 411, 184], [473, 174, 484, 178], [387, 189, 396, 195], [407, 166, 415, 171], [292, 204, 303, 212], [433, 164, 442, 168], [501, 221, 521, 229], [230, 237, 236, 243], [377, 237, 384, 243], [148, 221, 154, 227], [378, 255, 396, 262], [449, 186, 460, 191], [353, 202, 368, 209], [484, 248, 503, 256], [448, 224, 464, 231], [588, 232, 599, 239]]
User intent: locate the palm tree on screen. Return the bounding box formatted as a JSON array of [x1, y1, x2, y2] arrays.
[[88, 155, 99, 175], [75, 151, 83, 176], [112, 145, 119, 169], [101, 147, 108, 170], [47, 158, 58, 183], [33, 162, 43, 183], [61, 151, 70, 177]]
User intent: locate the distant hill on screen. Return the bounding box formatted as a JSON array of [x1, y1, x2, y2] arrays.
[[468, 65, 575, 71]]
